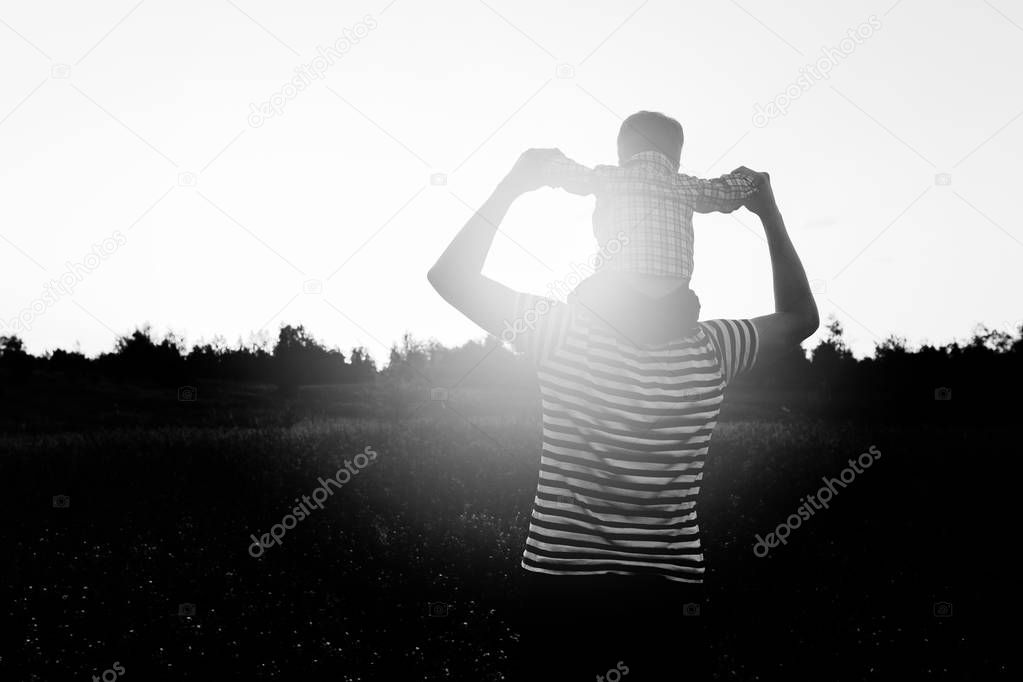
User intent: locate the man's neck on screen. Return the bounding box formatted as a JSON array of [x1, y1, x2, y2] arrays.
[[572, 270, 700, 345]]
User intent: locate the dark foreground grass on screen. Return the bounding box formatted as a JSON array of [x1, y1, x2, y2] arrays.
[[0, 386, 1013, 680]]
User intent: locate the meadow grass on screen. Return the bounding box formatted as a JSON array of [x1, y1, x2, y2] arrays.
[[0, 385, 1010, 679]]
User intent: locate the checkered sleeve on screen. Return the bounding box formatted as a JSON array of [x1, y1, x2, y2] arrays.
[[687, 171, 759, 214], [541, 151, 599, 196]]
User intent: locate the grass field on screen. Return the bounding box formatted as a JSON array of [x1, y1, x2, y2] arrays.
[[0, 379, 1012, 680]]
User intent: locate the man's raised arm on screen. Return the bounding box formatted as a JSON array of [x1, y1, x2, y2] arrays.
[[738, 168, 820, 364], [427, 149, 558, 338]]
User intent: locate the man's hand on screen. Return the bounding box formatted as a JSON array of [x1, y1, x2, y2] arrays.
[[429, 155, 544, 341], [499, 148, 562, 197], [732, 166, 776, 218]]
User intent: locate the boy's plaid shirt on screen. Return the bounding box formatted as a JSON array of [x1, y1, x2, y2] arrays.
[[541, 150, 758, 279]]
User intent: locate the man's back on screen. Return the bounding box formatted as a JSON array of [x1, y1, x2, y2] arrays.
[[513, 291, 758, 583]]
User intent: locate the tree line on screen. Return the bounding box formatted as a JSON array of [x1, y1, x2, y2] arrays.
[[2, 318, 1021, 416]]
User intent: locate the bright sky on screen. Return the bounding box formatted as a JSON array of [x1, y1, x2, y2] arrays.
[[1, 0, 1021, 361]]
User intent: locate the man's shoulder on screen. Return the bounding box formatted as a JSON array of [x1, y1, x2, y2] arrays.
[[698, 318, 757, 345], [696, 318, 760, 383]]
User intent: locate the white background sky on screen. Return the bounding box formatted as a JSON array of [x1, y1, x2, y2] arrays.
[[1, 0, 1021, 362]]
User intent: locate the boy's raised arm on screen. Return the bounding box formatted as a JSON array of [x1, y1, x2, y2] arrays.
[[688, 168, 761, 214], [541, 150, 599, 197]]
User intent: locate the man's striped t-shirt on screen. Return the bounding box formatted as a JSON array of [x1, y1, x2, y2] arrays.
[[512, 293, 758, 583]]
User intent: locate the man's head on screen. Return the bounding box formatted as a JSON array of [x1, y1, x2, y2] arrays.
[[617, 111, 683, 169]]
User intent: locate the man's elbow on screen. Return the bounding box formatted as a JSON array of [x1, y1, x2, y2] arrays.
[[427, 265, 446, 294], [799, 304, 820, 340], [781, 302, 819, 344], [427, 264, 457, 300]]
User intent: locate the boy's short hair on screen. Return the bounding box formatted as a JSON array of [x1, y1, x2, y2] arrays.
[[617, 111, 684, 169]]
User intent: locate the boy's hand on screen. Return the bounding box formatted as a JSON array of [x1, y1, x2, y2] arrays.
[[732, 166, 777, 217], [499, 148, 562, 197]]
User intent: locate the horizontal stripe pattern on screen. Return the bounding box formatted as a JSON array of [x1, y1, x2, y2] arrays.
[[513, 295, 758, 583]]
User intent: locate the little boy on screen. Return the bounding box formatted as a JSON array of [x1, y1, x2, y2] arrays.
[[541, 110, 760, 282]]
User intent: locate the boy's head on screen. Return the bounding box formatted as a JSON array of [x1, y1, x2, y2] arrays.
[[617, 111, 683, 169]]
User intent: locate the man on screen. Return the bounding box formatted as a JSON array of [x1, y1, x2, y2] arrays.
[[428, 149, 818, 678]]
